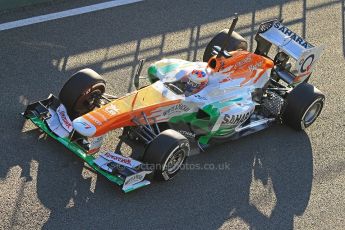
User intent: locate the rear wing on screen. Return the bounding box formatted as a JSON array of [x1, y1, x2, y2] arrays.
[[256, 19, 324, 83]]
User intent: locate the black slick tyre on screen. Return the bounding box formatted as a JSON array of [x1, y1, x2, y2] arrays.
[[59, 68, 105, 118], [282, 83, 325, 130], [203, 29, 248, 62], [143, 129, 190, 181]]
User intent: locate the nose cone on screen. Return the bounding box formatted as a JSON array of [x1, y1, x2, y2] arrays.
[[73, 117, 96, 137]]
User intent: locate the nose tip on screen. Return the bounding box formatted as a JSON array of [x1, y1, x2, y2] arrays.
[[72, 117, 96, 137]]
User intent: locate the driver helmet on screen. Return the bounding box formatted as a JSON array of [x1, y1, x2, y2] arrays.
[[185, 69, 208, 95]]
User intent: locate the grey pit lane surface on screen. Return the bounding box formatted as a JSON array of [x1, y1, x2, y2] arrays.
[[0, 0, 344, 229]]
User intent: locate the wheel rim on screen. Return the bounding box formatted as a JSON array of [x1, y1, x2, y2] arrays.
[[74, 88, 103, 114], [165, 148, 186, 174], [301, 99, 323, 128]]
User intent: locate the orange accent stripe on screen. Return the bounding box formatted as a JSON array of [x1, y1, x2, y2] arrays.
[[253, 69, 265, 83], [93, 99, 181, 137], [84, 114, 102, 127]]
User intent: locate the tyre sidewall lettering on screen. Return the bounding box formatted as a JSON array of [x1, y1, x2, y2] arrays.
[[161, 141, 189, 180]]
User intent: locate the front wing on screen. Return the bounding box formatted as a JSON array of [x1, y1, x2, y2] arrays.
[[23, 95, 152, 193]]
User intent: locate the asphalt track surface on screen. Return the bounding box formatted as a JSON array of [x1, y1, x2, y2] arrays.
[[0, 0, 344, 229]]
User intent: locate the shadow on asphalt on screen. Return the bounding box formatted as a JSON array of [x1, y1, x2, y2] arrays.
[[343, 0, 345, 57], [12, 125, 313, 229], [1, 0, 339, 229]]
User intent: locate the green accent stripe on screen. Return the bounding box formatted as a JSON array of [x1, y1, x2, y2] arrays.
[[147, 65, 158, 83], [168, 99, 241, 144]]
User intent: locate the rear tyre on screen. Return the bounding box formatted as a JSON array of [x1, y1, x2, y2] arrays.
[[59, 68, 106, 118], [282, 83, 325, 130], [143, 129, 190, 181], [203, 29, 248, 62]]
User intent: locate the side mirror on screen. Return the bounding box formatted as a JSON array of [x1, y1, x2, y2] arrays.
[[133, 59, 145, 90], [212, 45, 231, 58]]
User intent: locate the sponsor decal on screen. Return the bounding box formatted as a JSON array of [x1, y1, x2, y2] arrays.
[[162, 104, 190, 116], [59, 112, 71, 129], [178, 130, 196, 138], [123, 171, 149, 187], [259, 21, 274, 33], [299, 54, 314, 73], [104, 104, 119, 116], [86, 114, 102, 126], [46, 108, 70, 138], [220, 55, 252, 74], [88, 135, 104, 154], [75, 121, 91, 129], [222, 112, 251, 126], [234, 56, 252, 68], [274, 22, 310, 49], [100, 152, 142, 168], [104, 152, 131, 165], [248, 60, 264, 71], [194, 95, 207, 100], [56, 104, 73, 132], [94, 111, 108, 122], [180, 141, 190, 151]]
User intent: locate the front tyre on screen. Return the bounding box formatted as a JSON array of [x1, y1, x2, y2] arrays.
[[282, 83, 325, 130], [59, 68, 105, 118], [143, 129, 190, 181]]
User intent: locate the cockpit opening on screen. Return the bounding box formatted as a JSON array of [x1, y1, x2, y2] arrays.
[[164, 69, 208, 96]]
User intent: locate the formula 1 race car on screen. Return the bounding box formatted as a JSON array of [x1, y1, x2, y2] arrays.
[[23, 15, 325, 192]]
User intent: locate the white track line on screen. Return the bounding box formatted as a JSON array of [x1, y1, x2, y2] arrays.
[[0, 0, 143, 31]]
